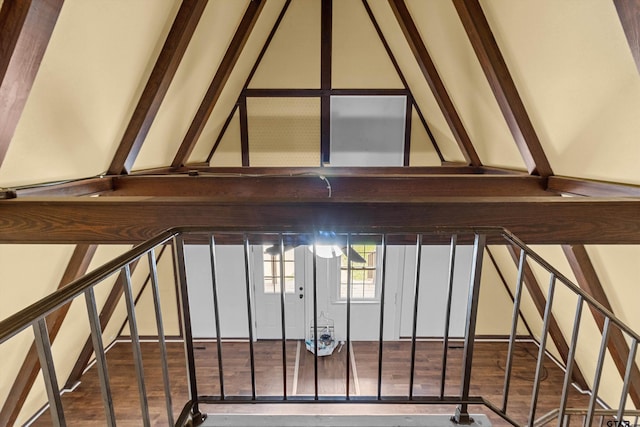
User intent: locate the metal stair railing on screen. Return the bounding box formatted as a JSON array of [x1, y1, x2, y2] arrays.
[[1, 226, 639, 427]]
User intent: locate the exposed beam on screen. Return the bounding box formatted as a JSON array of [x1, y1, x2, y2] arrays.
[[171, 0, 266, 168], [506, 245, 589, 390], [562, 244, 640, 406], [388, 0, 481, 167], [614, 0, 640, 73], [177, 165, 491, 176], [107, 0, 208, 175], [111, 175, 549, 199], [403, 97, 412, 166], [0, 244, 97, 427], [320, 0, 332, 165], [0, 197, 639, 244], [453, 0, 553, 177], [239, 96, 249, 166], [243, 88, 411, 97], [12, 177, 114, 197], [547, 176, 640, 197], [0, 0, 65, 168]]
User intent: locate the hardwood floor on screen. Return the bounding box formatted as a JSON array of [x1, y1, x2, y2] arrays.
[[29, 340, 594, 426]]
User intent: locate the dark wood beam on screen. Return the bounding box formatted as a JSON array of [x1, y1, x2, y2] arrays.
[[320, 0, 332, 165], [453, 0, 553, 177], [111, 175, 548, 199], [0, 0, 64, 168], [562, 244, 640, 406], [0, 244, 97, 427], [403, 97, 412, 166], [107, 0, 208, 175], [507, 245, 589, 390], [0, 197, 639, 244], [243, 88, 412, 97], [171, 0, 266, 168], [614, 0, 640, 73], [547, 176, 640, 197], [11, 176, 114, 197], [128, 166, 177, 176], [175, 165, 491, 175], [239, 96, 249, 166], [388, 0, 481, 167]]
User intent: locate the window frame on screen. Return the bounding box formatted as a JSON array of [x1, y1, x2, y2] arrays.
[[262, 245, 296, 294], [335, 244, 381, 302]]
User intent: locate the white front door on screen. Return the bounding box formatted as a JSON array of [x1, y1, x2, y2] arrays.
[[253, 245, 306, 339]]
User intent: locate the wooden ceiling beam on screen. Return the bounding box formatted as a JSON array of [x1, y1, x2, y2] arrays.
[[175, 165, 497, 175], [562, 244, 640, 406], [9, 176, 114, 198], [0, 244, 97, 427], [506, 245, 589, 390], [107, 0, 208, 175], [388, 0, 482, 167], [110, 175, 548, 198], [0, 0, 64, 168], [614, 0, 640, 74], [0, 197, 638, 244], [320, 0, 332, 164], [171, 0, 266, 168], [547, 176, 640, 197], [453, 0, 553, 177]]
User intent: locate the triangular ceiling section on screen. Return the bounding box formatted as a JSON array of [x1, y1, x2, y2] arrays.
[[332, 0, 403, 89], [224, 0, 443, 167], [363, 0, 467, 165], [209, 109, 242, 167], [409, 109, 441, 166], [248, 0, 321, 89]]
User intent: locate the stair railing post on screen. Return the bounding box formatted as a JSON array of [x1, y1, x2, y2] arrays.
[[32, 318, 66, 427], [454, 233, 486, 424], [173, 234, 205, 424]]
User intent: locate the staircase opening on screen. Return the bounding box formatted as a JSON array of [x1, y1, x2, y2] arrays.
[[1, 227, 639, 426]]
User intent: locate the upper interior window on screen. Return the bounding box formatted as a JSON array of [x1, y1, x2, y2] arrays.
[[330, 95, 406, 166]]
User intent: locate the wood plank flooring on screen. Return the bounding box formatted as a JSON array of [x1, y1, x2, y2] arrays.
[[28, 340, 594, 427]]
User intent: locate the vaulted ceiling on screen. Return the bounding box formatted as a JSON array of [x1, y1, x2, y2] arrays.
[[1, 1, 640, 424], [0, 0, 639, 243]]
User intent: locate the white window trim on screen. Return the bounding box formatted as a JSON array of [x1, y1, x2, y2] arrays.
[[333, 245, 382, 303]]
